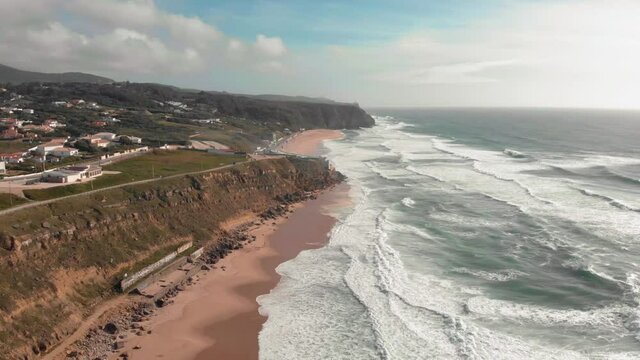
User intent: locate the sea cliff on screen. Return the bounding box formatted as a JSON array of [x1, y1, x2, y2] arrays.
[[0, 157, 342, 359]]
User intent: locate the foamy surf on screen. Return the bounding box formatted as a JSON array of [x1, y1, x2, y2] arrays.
[[258, 110, 640, 359]]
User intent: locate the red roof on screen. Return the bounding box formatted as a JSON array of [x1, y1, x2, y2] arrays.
[[0, 152, 24, 159]]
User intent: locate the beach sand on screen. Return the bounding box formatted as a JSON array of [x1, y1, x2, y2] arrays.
[[279, 129, 344, 156], [112, 130, 347, 360]]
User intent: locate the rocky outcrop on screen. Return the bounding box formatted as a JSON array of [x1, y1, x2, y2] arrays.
[[0, 157, 342, 359]]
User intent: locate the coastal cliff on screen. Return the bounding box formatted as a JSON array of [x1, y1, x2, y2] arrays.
[[0, 157, 342, 359]]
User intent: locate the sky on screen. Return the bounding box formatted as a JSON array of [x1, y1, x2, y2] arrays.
[[0, 0, 639, 109]]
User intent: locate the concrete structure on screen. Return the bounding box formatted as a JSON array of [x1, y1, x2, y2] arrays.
[[44, 119, 65, 128], [42, 165, 102, 183], [22, 124, 53, 133], [35, 138, 67, 155], [100, 146, 149, 161], [0, 118, 23, 128], [120, 241, 193, 291], [50, 147, 79, 158], [0, 153, 25, 163], [0, 161, 5, 175], [92, 132, 117, 141]]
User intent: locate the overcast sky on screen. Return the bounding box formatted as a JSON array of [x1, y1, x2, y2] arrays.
[[1, 0, 639, 109]]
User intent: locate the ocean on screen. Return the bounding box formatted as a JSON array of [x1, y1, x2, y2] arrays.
[[258, 108, 640, 359]]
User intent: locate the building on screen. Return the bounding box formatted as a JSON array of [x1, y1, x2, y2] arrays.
[[22, 124, 54, 133], [44, 119, 65, 128], [92, 132, 117, 141], [92, 121, 107, 127], [42, 165, 102, 183], [1, 127, 23, 139], [0, 153, 25, 163], [118, 135, 142, 144], [50, 147, 79, 158], [35, 138, 68, 155], [0, 118, 23, 128], [0, 161, 6, 175]]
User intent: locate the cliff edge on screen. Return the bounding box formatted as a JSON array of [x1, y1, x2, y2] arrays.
[[0, 157, 342, 359]]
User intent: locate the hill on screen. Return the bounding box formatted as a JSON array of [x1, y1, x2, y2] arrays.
[[0, 63, 114, 85], [1, 82, 374, 151]]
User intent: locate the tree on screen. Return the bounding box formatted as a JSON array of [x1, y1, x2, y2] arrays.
[[74, 138, 99, 153], [119, 136, 133, 145]]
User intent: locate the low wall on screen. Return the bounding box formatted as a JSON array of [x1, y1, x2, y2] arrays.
[[119, 241, 193, 291], [189, 247, 204, 261], [100, 146, 149, 161]]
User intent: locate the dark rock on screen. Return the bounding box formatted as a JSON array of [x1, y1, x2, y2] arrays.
[[103, 322, 119, 334], [37, 339, 47, 352]]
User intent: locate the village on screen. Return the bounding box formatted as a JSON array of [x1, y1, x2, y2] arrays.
[[0, 95, 250, 210]]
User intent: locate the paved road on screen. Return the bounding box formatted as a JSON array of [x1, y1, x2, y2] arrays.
[[0, 160, 249, 217]]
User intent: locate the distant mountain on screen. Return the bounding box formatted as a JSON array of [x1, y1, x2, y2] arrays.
[[0, 63, 114, 85]]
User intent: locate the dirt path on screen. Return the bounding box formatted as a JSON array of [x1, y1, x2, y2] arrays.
[[43, 296, 132, 360], [0, 159, 251, 216]]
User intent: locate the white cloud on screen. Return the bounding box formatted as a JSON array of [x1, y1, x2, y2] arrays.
[[254, 34, 287, 57], [0, 0, 290, 80], [314, 0, 640, 108]]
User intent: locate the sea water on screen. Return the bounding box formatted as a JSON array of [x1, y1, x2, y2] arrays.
[[258, 108, 640, 359]]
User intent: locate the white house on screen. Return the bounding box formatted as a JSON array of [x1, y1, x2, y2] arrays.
[[92, 132, 117, 141], [50, 147, 79, 158], [42, 165, 102, 183], [44, 119, 65, 128], [35, 138, 67, 155]]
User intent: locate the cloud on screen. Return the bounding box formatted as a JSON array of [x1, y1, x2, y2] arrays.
[[254, 34, 287, 57], [371, 60, 518, 85], [313, 0, 640, 108], [0, 0, 290, 80]]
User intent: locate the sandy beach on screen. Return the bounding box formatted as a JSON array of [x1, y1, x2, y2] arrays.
[[279, 129, 344, 156], [108, 130, 347, 360]]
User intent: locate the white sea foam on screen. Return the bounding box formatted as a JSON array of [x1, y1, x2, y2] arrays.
[[401, 197, 415, 208], [452, 268, 527, 282], [258, 119, 640, 359]]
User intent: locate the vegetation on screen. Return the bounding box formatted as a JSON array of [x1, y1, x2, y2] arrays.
[[0, 193, 28, 210], [0, 81, 373, 152], [22, 150, 245, 201], [0, 139, 39, 153]]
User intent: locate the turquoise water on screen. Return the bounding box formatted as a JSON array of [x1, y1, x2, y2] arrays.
[[259, 109, 640, 359]]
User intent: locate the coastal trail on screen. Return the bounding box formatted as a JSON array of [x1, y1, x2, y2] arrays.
[[0, 158, 267, 216]]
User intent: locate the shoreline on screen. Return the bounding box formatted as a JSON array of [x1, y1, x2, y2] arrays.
[[104, 129, 347, 359], [278, 129, 344, 155]]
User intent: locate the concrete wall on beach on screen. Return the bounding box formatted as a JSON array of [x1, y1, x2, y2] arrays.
[[120, 241, 193, 291]]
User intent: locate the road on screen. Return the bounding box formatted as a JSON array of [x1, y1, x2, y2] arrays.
[[0, 160, 249, 217]]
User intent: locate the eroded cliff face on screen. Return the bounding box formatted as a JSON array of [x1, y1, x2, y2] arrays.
[[0, 157, 342, 359]]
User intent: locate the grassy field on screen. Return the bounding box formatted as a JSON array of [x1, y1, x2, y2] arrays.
[[22, 150, 245, 201], [0, 193, 28, 210], [0, 140, 38, 153]]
